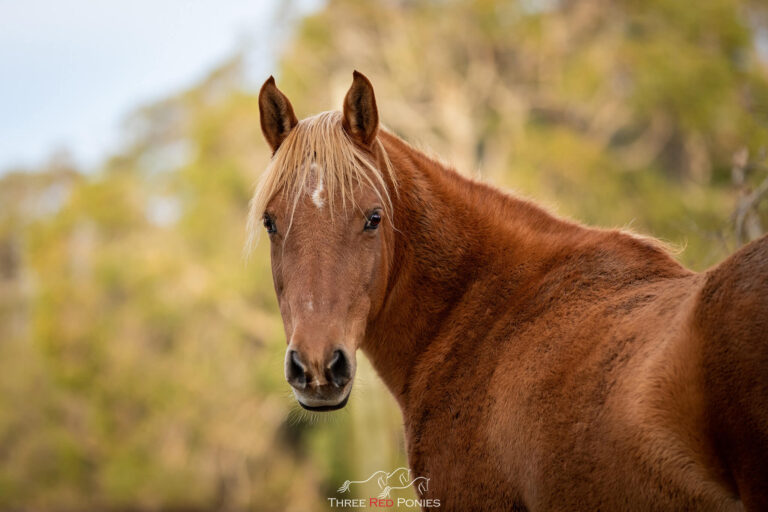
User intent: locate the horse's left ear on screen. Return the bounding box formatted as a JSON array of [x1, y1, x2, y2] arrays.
[[342, 70, 379, 147], [259, 76, 299, 153]]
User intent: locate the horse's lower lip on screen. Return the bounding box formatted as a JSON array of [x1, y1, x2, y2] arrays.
[[298, 394, 349, 412]]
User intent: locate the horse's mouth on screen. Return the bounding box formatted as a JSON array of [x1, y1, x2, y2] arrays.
[[297, 393, 350, 412]]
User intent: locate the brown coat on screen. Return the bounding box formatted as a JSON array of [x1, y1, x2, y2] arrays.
[[255, 72, 768, 511]]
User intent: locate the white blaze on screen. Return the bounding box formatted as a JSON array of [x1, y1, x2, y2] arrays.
[[311, 164, 325, 209]]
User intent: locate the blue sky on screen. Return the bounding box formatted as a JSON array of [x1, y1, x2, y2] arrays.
[[0, 0, 320, 173]]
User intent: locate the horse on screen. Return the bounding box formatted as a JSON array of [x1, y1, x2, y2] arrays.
[[249, 71, 768, 510]]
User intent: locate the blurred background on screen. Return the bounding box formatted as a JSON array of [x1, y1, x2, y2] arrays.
[[2, 0, 768, 510]]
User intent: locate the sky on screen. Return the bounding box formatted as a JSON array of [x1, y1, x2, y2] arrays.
[[0, 0, 320, 173]]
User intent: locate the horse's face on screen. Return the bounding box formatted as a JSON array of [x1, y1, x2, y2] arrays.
[[264, 179, 387, 410], [256, 72, 386, 411]]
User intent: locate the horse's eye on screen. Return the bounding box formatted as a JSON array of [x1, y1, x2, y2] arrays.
[[364, 211, 382, 231], [263, 214, 277, 234]]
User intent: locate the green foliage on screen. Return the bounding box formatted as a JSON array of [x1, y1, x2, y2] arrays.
[[0, 0, 767, 509]]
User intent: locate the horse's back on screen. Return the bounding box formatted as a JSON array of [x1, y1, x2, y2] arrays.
[[694, 234, 768, 510], [407, 234, 767, 510], [482, 246, 759, 510], [475, 269, 730, 509]]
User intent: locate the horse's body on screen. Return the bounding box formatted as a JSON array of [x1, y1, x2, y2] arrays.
[[253, 73, 768, 510], [365, 132, 768, 511]]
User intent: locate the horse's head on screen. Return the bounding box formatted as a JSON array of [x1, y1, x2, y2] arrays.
[[250, 72, 394, 411]]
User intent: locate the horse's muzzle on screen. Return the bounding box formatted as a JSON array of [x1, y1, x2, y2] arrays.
[[285, 347, 355, 411], [297, 392, 350, 411]]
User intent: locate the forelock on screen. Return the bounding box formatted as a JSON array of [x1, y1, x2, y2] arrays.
[[245, 111, 395, 255]]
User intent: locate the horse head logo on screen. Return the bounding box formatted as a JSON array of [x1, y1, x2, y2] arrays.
[[337, 467, 429, 498], [377, 475, 430, 499]]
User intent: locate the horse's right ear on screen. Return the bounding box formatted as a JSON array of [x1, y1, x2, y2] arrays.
[[259, 76, 299, 153], [342, 70, 379, 147]]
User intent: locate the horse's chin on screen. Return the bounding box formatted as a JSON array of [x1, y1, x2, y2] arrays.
[[297, 393, 350, 412], [293, 384, 352, 412]]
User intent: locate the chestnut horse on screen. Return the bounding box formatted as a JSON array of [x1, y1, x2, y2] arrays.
[[250, 72, 768, 511]]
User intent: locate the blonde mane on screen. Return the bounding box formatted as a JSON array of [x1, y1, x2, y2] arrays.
[[245, 111, 396, 253]]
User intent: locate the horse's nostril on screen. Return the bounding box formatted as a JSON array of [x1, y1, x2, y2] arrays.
[[287, 350, 308, 389], [327, 349, 352, 388]]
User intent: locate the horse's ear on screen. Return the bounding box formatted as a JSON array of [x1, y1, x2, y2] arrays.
[[342, 70, 379, 147], [259, 76, 298, 153]]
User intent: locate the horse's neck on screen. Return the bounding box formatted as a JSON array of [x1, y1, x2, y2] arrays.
[[361, 133, 580, 405]]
